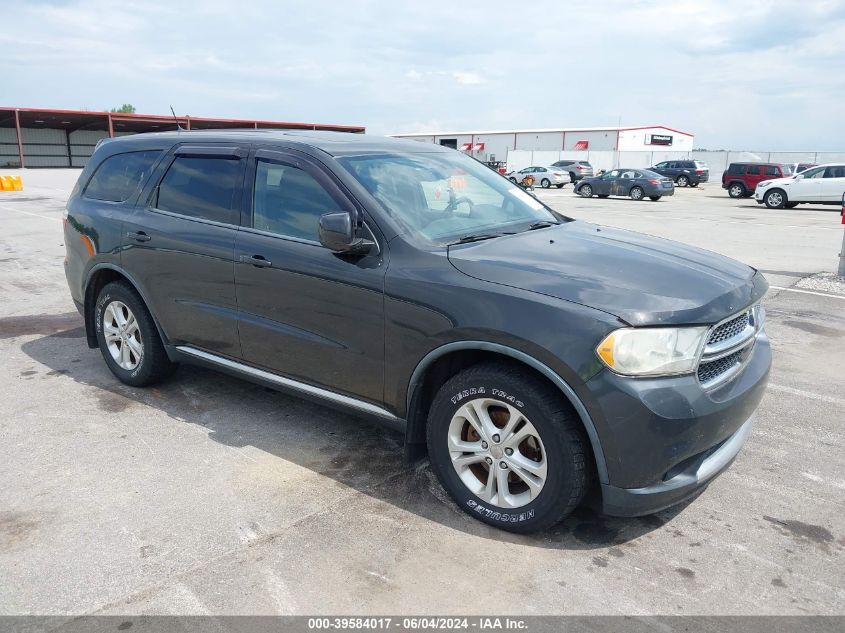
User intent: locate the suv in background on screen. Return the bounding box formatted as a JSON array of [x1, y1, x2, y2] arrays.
[[721, 162, 792, 198], [64, 130, 770, 533], [650, 160, 709, 187], [754, 163, 845, 208], [550, 159, 594, 182]]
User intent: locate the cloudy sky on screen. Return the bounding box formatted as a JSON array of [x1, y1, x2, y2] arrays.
[[3, 0, 845, 149]]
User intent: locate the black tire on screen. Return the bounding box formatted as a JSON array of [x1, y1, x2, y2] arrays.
[[95, 281, 174, 387], [764, 188, 787, 209], [426, 363, 588, 533], [578, 184, 593, 197], [784, 202, 799, 209], [597, 194, 609, 198], [569, 172, 577, 182], [541, 178, 551, 189], [676, 175, 689, 187], [649, 195, 661, 201], [629, 186, 644, 200], [555, 184, 564, 189], [728, 182, 746, 198], [689, 182, 699, 188]]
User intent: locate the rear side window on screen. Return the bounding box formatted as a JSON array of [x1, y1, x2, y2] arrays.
[[727, 164, 745, 175], [764, 166, 780, 176], [84, 151, 161, 202], [154, 156, 242, 224], [252, 159, 345, 241], [745, 165, 761, 175], [578, 161, 592, 167]]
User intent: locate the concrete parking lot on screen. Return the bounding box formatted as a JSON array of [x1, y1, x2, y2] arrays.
[[1, 171, 843, 616]]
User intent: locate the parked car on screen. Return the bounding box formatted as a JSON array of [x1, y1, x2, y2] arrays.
[[754, 163, 845, 208], [550, 159, 594, 182], [64, 131, 770, 533], [721, 162, 792, 198], [505, 166, 571, 188], [649, 160, 709, 187], [574, 168, 675, 201], [791, 162, 815, 174]]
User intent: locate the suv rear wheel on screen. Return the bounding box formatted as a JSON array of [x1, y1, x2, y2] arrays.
[[426, 363, 588, 533], [676, 175, 689, 187], [95, 282, 174, 387], [728, 182, 746, 198], [764, 189, 787, 209]]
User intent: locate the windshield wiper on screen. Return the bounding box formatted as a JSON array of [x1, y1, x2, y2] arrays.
[[526, 221, 560, 231], [449, 233, 507, 245]]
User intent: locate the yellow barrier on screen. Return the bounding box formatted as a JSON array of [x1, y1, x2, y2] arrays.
[[0, 175, 23, 191]]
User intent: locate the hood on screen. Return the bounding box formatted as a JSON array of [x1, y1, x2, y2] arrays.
[[758, 176, 795, 188], [447, 221, 768, 326]]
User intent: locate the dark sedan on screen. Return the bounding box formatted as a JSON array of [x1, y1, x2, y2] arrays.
[[574, 168, 674, 201]]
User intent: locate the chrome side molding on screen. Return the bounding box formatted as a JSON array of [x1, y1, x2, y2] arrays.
[[175, 346, 400, 421]]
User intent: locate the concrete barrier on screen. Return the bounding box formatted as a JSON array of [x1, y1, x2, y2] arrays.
[[0, 175, 23, 191]]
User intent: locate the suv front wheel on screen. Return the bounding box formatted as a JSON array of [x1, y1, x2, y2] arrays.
[[728, 182, 746, 198], [764, 189, 787, 209], [95, 282, 175, 387], [426, 363, 588, 533]]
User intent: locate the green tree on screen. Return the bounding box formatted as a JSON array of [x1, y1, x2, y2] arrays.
[[109, 104, 136, 114]]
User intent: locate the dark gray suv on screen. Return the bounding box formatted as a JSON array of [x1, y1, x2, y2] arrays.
[[64, 131, 770, 533]]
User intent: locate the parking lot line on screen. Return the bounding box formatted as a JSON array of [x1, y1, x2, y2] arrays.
[[769, 286, 845, 300], [0, 204, 59, 221], [768, 383, 845, 407]]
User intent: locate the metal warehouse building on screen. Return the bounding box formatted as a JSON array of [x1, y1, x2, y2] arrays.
[[391, 125, 695, 172], [0, 107, 365, 168]]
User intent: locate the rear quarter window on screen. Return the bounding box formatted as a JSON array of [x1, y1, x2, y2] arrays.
[[727, 164, 745, 175], [83, 150, 161, 202]]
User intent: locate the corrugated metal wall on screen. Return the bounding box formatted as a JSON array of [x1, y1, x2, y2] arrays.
[[0, 128, 21, 167]]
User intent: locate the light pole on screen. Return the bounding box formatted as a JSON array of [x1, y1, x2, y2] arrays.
[[839, 191, 845, 277]]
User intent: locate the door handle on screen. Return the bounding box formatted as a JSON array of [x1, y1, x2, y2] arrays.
[[126, 231, 151, 242], [240, 254, 272, 268]]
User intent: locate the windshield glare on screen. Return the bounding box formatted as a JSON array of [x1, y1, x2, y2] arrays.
[[338, 151, 563, 245]]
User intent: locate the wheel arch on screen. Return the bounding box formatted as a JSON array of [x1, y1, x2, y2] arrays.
[[83, 264, 169, 350], [404, 341, 609, 484]]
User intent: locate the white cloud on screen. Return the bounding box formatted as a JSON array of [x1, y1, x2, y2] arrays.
[[3, 0, 844, 149]]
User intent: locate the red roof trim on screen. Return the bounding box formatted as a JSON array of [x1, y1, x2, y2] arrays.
[[0, 106, 365, 132]]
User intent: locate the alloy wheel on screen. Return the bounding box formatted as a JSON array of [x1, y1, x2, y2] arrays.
[[103, 300, 143, 370], [447, 398, 547, 509]]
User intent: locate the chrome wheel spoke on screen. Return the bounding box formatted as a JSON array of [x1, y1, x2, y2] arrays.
[[508, 451, 546, 479], [508, 461, 544, 499], [102, 300, 143, 371], [479, 463, 497, 502], [495, 466, 514, 508]]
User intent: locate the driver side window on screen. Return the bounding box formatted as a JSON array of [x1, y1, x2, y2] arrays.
[[605, 170, 621, 179], [253, 159, 345, 241]]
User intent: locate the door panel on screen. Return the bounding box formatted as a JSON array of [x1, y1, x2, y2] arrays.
[[821, 166, 845, 201], [234, 150, 386, 403], [122, 148, 245, 356]]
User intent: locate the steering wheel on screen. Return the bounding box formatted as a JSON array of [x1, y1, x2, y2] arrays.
[[442, 196, 475, 217]]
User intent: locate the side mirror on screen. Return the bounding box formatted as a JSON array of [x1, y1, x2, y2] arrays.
[[318, 212, 374, 254]]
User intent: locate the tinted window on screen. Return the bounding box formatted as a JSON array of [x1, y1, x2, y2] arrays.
[[763, 165, 780, 176], [802, 166, 826, 179], [84, 151, 161, 202], [578, 162, 592, 167], [824, 166, 845, 178], [253, 160, 344, 241], [727, 164, 745, 175], [155, 156, 241, 224], [745, 165, 761, 175], [554, 160, 572, 167], [655, 162, 668, 168]]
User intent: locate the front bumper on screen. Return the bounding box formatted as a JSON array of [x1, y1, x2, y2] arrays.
[[585, 331, 770, 516], [601, 414, 754, 516]]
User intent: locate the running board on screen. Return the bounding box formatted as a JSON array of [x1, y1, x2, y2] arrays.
[[175, 346, 400, 421]]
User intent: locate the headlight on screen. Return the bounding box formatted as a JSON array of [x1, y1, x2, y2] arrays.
[[596, 327, 708, 376], [758, 181, 772, 189]]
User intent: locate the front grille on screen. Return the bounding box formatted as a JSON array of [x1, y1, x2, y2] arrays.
[[697, 347, 748, 385], [708, 312, 750, 346]]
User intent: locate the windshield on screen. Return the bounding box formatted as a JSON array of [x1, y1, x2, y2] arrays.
[[338, 151, 564, 245]]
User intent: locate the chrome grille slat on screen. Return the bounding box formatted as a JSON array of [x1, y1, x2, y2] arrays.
[[697, 305, 760, 389]]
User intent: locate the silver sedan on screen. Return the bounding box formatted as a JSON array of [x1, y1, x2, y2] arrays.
[[505, 166, 572, 188]]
